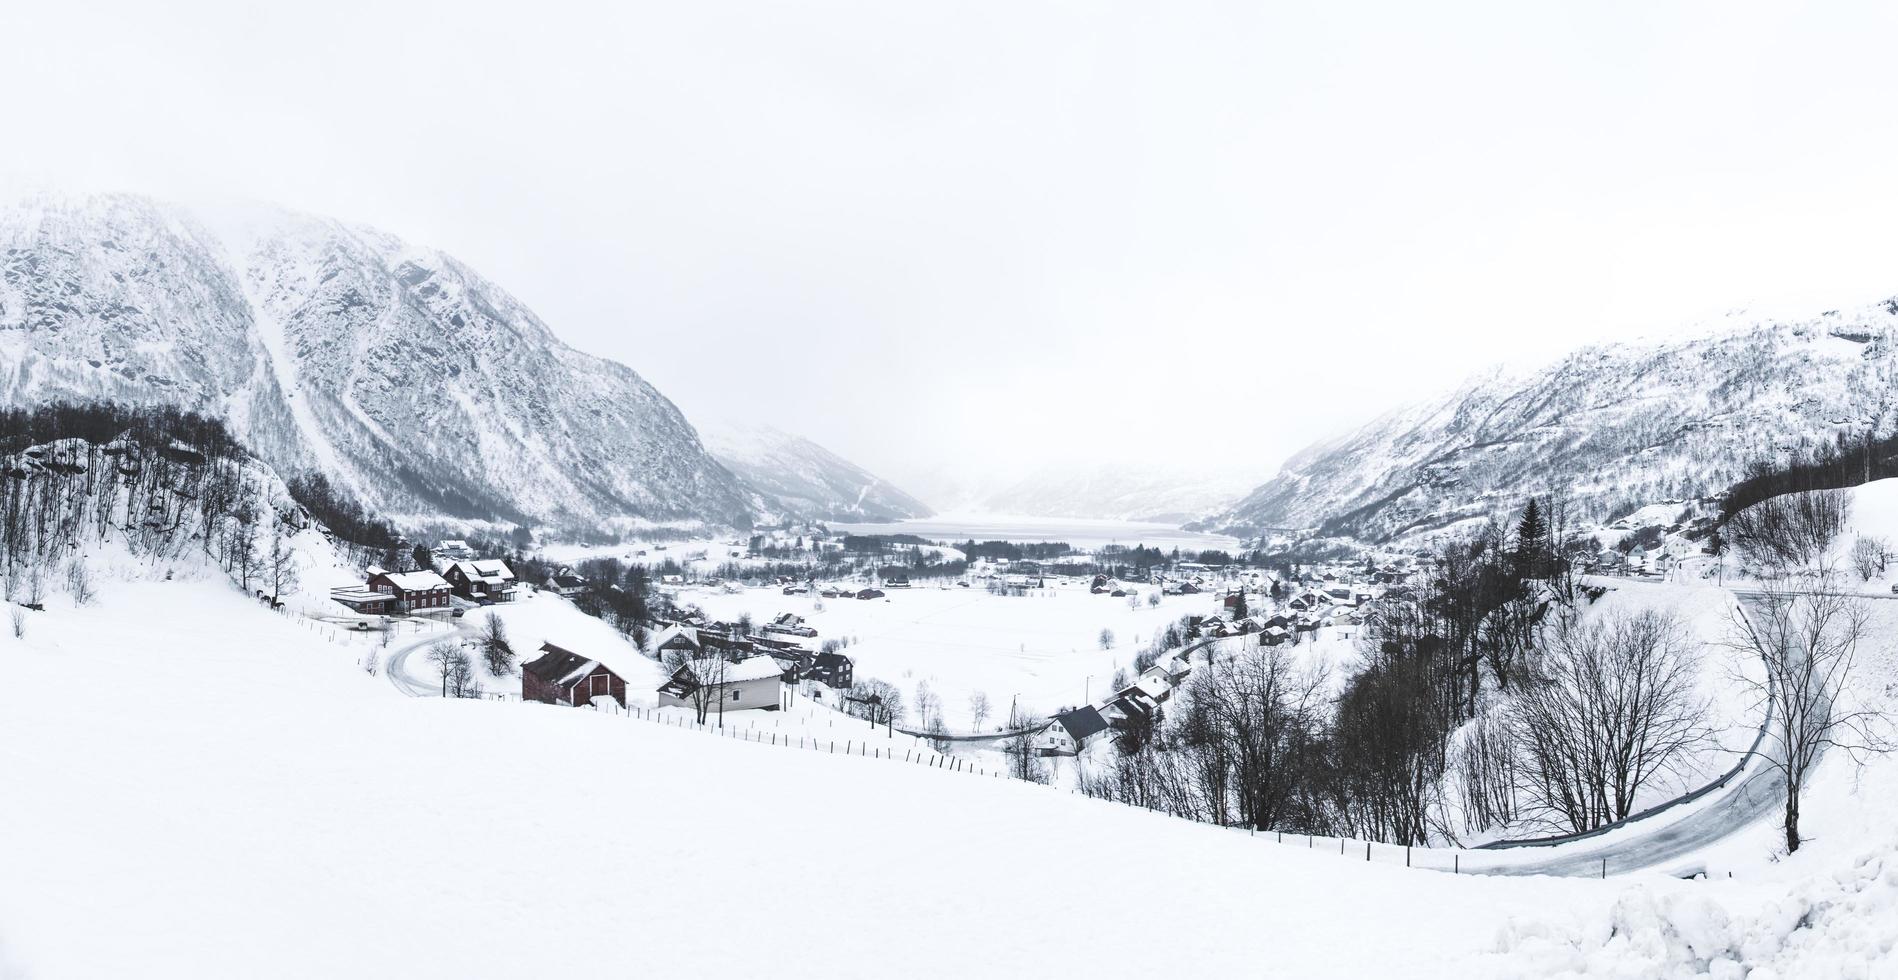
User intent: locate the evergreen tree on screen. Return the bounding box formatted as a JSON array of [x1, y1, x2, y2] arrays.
[[1513, 497, 1549, 578]]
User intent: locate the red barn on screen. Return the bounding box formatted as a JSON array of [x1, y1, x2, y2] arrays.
[[522, 642, 627, 709]]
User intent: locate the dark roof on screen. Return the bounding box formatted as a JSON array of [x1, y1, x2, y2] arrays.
[[522, 642, 595, 684], [1054, 705, 1109, 741]]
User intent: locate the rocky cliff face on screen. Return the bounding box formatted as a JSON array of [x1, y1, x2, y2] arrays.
[[0, 193, 755, 534]]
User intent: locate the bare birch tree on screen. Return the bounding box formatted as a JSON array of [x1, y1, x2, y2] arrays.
[[1728, 584, 1882, 852]]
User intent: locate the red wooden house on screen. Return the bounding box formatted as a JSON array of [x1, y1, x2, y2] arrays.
[[522, 642, 627, 709], [365, 568, 453, 612]]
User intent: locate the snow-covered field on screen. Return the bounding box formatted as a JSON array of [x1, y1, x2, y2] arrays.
[[4, 561, 1898, 976], [681, 581, 1213, 726], [0, 577, 1667, 980]]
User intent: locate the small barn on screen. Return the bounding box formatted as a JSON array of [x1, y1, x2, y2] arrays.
[[521, 642, 628, 709]]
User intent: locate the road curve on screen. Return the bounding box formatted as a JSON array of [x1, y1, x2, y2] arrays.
[[1480, 591, 1801, 877]]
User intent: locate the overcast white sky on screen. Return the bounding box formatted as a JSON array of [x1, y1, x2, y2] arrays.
[[7, 1, 1898, 499]]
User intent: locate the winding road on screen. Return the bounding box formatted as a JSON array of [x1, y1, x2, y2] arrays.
[[384, 617, 473, 697], [1476, 584, 1882, 876]]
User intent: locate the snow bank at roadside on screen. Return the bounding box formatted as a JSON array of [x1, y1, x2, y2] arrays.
[[1488, 836, 1898, 978]]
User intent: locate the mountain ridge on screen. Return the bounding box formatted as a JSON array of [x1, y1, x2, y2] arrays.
[[0, 193, 898, 536], [1215, 305, 1898, 544]]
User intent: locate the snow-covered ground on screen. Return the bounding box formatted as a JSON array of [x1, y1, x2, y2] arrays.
[[681, 580, 1212, 727], [0, 576, 1671, 980], [4, 556, 1897, 975]]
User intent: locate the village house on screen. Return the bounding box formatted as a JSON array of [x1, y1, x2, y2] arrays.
[[365, 567, 452, 613], [762, 613, 817, 639], [657, 656, 788, 713], [651, 624, 703, 659], [807, 651, 855, 689], [443, 559, 519, 603], [435, 539, 477, 562], [542, 572, 587, 598], [521, 642, 628, 709], [1038, 705, 1109, 756]]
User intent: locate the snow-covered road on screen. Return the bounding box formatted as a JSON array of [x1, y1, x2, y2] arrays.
[[385, 620, 471, 697], [1478, 589, 1853, 877]]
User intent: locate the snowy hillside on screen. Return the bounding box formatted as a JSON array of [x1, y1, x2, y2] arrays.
[[1216, 306, 1898, 544], [0, 192, 755, 535], [696, 418, 932, 523], [0, 578, 1630, 979]]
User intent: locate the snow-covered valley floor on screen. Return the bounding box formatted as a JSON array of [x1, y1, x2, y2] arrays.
[[5, 575, 1898, 977], [0, 580, 1670, 979]]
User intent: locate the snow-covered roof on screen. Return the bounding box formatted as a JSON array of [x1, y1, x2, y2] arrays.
[[652, 625, 700, 650], [447, 559, 514, 582], [523, 644, 608, 686], [379, 570, 449, 591], [682, 657, 785, 685]]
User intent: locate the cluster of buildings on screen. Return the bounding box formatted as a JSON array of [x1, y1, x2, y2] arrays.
[[330, 555, 521, 616], [1038, 653, 1194, 755]]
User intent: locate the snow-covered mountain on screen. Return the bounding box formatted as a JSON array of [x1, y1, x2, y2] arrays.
[[0, 193, 755, 535], [1216, 305, 1898, 544], [906, 462, 1261, 525], [695, 419, 932, 523]]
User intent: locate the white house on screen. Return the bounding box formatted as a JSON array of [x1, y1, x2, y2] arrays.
[[657, 657, 787, 714], [1036, 705, 1109, 756]]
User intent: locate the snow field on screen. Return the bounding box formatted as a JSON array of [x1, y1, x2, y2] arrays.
[[1, 579, 1656, 980], [684, 581, 1216, 728]]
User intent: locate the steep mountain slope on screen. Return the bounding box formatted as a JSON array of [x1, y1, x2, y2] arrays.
[[0, 193, 754, 534], [1217, 306, 1898, 543], [695, 419, 932, 522]]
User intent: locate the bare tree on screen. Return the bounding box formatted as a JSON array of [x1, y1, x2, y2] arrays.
[[1726, 489, 1850, 572], [479, 613, 516, 676], [264, 524, 299, 602], [1728, 584, 1882, 853], [64, 559, 95, 607], [1850, 535, 1889, 583], [914, 679, 939, 729], [664, 653, 729, 725], [1508, 609, 1708, 833], [844, 677, 905, 729], [426, 641, 470, 698], [1002, 700, 1047, 784], [1098, 627, 1115, 650], [449, 653, 480, 698], [969, 690, 992, 730], [9, 605, 24, 639], [1452, 705, 1518, 833]]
